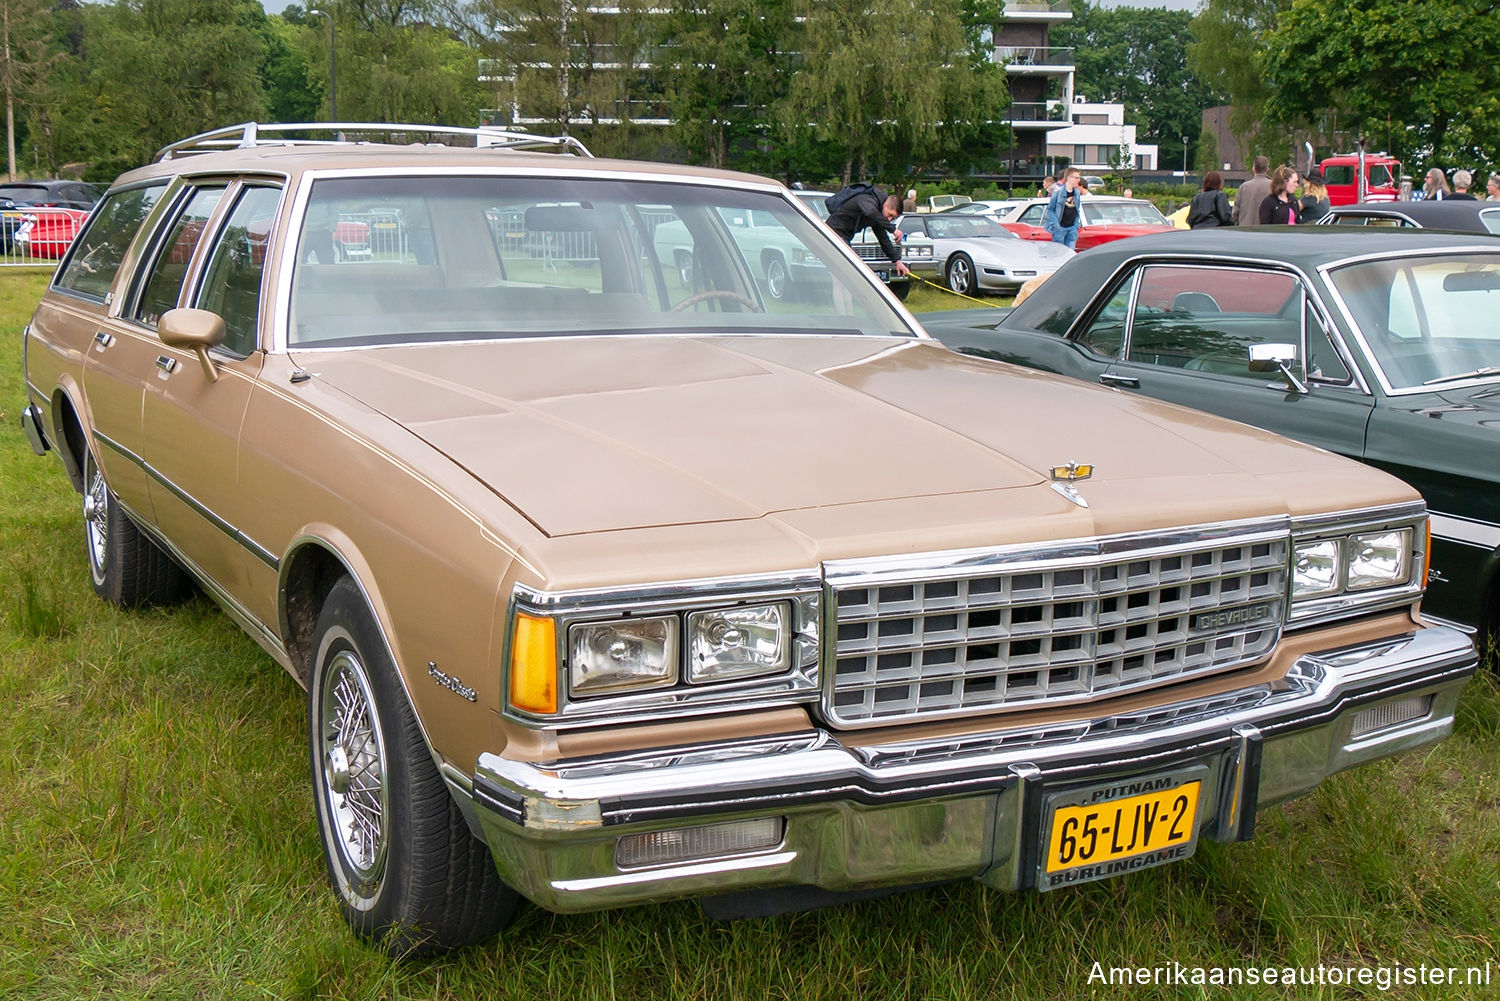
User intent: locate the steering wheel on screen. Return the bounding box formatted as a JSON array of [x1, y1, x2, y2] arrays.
[[669, 288, 763, 313]]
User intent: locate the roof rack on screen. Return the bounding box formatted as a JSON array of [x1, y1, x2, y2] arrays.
[[154, 122, 594, 162]]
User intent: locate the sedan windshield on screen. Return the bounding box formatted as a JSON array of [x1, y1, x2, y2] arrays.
[[1329, 253, 1500, 389], [925, 216, 1018, 240], [287, 176, 913, 347]]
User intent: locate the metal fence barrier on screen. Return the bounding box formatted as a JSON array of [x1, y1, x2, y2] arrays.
[[0, 206, 89, 267]]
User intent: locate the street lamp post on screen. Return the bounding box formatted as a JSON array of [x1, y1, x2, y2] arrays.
[[1181, 136, 1188, 177], [309, 9, 337, 122]]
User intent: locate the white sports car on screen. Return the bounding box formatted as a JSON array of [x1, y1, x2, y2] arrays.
[[897, 213, 1075, 295]]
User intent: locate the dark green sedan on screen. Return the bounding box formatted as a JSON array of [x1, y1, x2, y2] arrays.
[[921, 229, 1500, 640]]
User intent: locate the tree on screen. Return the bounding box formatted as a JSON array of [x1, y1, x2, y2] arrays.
[[0, 0, 53, 179], [1056, 0, 1222, 170], [1187, 0, 1289, 159], [1263, 0, 1500, 171], [782, 0, 1008, 184]]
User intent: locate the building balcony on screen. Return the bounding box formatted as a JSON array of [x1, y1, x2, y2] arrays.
[[995, 46, 1075, 74], [1003, 102, 1072, 129], [1000, 0, 1072, 21]]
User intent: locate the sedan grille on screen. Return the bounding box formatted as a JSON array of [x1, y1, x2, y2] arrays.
[[826, 535, 1287, 727]]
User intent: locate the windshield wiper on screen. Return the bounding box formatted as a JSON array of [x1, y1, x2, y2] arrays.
[[1423, 366, 1500, 386]]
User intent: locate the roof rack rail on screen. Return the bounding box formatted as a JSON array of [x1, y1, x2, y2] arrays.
[[154, 122, 594, 162]]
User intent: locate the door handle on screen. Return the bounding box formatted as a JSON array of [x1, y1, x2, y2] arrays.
[[1098, 372, 1139, 388], [155, 355, 178, 379], [93, 330, 114, 351]]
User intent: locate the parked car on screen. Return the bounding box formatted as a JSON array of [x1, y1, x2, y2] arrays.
[[941, 200, 1055, 242], [921, 228, 1500, 639], [653, 204, 830, 300], [0, 179, 103, 257], [791, 188, 937, 298], [1320, 200, 1500, 236], [1317, 151, 1402, 205], [22, 124, 1474, 956], [994, 196, 1175, 249], [895, 212, 1073, 295]]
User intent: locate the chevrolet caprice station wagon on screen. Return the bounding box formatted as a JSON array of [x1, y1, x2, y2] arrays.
[[20, 124, 1477, 955]]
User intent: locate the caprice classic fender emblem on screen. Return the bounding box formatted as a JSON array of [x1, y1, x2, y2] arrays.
[[428, 661, 477, 702], [1049, 462, 1094, 508]]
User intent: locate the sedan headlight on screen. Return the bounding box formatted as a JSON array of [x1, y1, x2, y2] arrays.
[[1292, 539, 1341, 598], [688, 603, 791, 683], [1346, 530, 1410, 590], [569, 616, 678, 696]]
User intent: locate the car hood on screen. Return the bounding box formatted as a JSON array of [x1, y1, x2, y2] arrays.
[[940, 237, 1073, 267], [297, 335, 1393, 538]]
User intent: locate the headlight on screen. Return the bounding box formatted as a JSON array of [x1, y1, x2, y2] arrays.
[[1347, 530, 1410, 590], [569, 616, 678, 696], [1292, 539, 1341, 598], [688, 603, 791, 683]]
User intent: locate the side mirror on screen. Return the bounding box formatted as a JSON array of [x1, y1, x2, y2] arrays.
[[1247, 342, 1307, 394], [158, 307, 226, 383]]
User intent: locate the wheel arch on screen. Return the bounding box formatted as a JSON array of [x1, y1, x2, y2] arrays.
[[50, 383, 87, 493]]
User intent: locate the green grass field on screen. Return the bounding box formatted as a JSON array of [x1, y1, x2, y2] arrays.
[[0, 269, 1495, 999]]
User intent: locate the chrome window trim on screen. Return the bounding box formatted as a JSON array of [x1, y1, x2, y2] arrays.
[[504, 572, 823, 729], [187, 179, 287, 359], [1316, 245, 1500, 397], [269, 166, 924, 354], [118, 180, 235, 329], [49, 178, 177, 308]]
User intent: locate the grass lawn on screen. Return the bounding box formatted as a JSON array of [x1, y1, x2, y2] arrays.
[[0, 268, 1495, 999]]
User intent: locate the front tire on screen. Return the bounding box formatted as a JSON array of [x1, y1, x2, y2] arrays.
[[83, 448, 187, 607], [946, 253, 976, 296], [308, 577, 518, 955]]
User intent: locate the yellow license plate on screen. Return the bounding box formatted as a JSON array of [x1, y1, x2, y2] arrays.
[[1041, 774, 1202, 889]]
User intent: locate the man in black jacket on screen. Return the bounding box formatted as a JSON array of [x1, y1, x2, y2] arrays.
[[826, 186, 909, 277]]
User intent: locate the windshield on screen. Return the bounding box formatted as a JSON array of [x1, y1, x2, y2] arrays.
[[1084, 201, 1169, 226], [925, 216, 1018, 240], [288, 177, 912, 348], [1329, 253, 1500, 389]]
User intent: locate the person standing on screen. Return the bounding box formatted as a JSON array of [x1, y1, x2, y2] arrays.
[[1038, 175, 1056, 199], [1449, 170, 1477, 200], [1259, 166, 1299, 225], [902, 188, 918, 213], [1187, 171, 1234, 228], [1232, 156, 1271, 226], [1487, 173, 1500, 201], [825, 184, 909, 278], [1043, 168, 1083, 248], [1297, 170, 1331, 223], [1419, 168, 1450, 200]]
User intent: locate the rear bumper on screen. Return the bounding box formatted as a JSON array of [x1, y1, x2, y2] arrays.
[[468, 625, 1474, 913]]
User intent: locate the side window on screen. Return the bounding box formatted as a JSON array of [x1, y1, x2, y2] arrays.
[[1019, 205, 1045, 226], [1075, 277, 1134, 358], [54, 183, 168, 300], [1126, 265, 1303, 378], [1305, 303, 1352, 383], [133, 186, 226, 326], [904, 218, 928, 237], [195, 186, 282, 356]]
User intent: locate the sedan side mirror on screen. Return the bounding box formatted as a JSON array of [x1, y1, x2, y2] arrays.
[[158, 307, 226, 383], [1247, 342, 1308, 395]]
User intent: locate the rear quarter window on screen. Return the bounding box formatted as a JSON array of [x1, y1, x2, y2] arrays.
[[54, 183, 168, 301]]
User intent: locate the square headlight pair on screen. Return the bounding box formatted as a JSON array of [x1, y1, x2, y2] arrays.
[[1292, 529, 1412, 600], [569, 602, 792, 697]]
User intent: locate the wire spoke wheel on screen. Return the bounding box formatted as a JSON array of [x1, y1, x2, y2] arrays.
[[84, 453, 109, 585], [318, 647, 390, 905]]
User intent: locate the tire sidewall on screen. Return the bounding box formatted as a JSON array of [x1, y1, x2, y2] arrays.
[[947, 253, 974, 295]]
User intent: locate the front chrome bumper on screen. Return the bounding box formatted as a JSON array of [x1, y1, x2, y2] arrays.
[[467, 625, 1474, 913]]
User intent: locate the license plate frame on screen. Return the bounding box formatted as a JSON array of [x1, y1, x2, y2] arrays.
[[1037, 765, 1207, 891]]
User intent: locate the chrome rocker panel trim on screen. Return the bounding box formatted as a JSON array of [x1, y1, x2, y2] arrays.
[[468, 624, 1474, 912]]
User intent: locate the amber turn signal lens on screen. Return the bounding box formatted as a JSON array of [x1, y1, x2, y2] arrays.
[[1422, 518, 1432, 588], [510, 612, 558, 714]]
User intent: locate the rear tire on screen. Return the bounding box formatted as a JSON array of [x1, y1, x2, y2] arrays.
[[764, 254, 789, 300], [308, 577, 519, 955], [83, 447, 188, 607]]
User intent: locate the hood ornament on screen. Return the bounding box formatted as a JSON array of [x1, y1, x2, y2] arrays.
[[1049, 462, 1093, 508]]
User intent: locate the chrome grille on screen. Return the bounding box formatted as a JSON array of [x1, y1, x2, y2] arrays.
[[827, 537, 1287, 727]]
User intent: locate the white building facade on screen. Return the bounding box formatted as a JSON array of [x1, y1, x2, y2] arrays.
[[1045, 100, 1158, 172]]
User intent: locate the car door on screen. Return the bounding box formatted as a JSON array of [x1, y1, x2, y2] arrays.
[[136, 181, 284, 605], [1095, 262, 1375, 458], [70, 181, 173, 518]]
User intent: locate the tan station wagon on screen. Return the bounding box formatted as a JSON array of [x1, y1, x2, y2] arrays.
[[20, 123, 1477, 955]]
